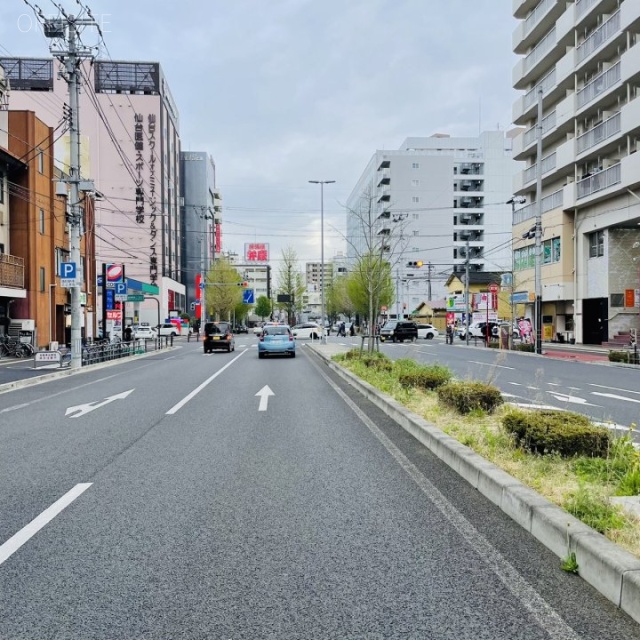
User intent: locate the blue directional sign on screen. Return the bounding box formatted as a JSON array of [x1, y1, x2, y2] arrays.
[[199, 282, 205, 290], [242, 288, 255, 304], [59, 262, 78, 288]]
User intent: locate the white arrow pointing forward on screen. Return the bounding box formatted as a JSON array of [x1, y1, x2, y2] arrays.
[[65, 389, 135, 418], [547, 392, 600, 407], [255, 385, 275, 412]]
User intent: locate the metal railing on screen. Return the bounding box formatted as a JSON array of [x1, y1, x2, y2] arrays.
[[80, 336, 172, 366], [577, 163, 621, 199], [524, 0, 555, 37], [576, 0, 599, 19], [0, 253, 24, 288], [577, 11, 620, 63], [512, 188, 563, 224], [523, 151, 557, 184], [523, 109, 556, 147], [524, 27, 556, 74], [577, 112, 621, 154], [524, 68, 556, 110], [577, 62, 621, 108]]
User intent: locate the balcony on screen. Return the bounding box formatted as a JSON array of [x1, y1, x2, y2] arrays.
[[377, 170, 390, 187], [0, 254, 25, 289], [522, 151, 557, 186], [512, 188, 563, 225], [576, 0, 599, 19], [577, 112, 621, 155], [523, 109, 556, 149], [576, 10, 620, 64], [523, 26, 556, 76], [377, 188, 390, 202], [577, 62, 621, 110], [577, 162, 621, 200]]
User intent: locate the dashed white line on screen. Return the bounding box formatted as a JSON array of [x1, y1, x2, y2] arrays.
[[0, 483, 92, 566], [469, 361, 514, 370], [590, 383, 640, 397], [591, 392, 640, 405]]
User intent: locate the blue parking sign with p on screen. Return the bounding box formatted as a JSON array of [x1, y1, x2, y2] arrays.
[[59, 262, 77, 279]]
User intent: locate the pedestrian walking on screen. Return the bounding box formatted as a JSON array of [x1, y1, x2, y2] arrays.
[[349, 323, 355, 337], [446, 323, 453, 345], [338, 322, 346, 337]]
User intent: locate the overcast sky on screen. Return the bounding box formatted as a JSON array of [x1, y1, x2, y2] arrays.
[[1, 0, 518, 268]]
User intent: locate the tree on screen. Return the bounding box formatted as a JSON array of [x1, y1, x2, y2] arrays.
[[344, 185, 408, 351], [326, 275, 355, 321], [254, 295, 272, 321], [276, 247, 305, 325], [205, 257, 243, 321]]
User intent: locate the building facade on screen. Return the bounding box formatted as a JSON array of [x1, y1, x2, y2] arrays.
[[180, 152, 222, 311], [512, 0, 640, 344], [3, 57, 185, 323], [346, 131, 520, 304]]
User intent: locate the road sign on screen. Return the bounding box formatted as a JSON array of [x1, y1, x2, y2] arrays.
[[127, 294, 145, 302], [489, 282, 499, 294], [242, 288, 255, 304], [59, 262, 78, 288], [199, 282, 205, 290], [114, 282, 128, 301]]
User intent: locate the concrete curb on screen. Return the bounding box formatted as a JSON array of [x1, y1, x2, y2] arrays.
[[0, 346, 179, 395], [309, 345, 640, 625]]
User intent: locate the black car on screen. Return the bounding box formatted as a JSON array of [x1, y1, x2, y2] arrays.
[[379, 321, 418, 343], [232, 324, 248, 334], [203, 322, 236, 353]]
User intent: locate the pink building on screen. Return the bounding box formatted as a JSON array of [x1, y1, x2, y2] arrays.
[[3, 57, 185, 323]]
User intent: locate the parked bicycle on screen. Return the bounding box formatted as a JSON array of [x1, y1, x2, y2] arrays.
[[0, 336, 33, 358]]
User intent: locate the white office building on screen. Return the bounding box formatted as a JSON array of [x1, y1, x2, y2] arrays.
[[346, 131, 521, 306], [511, 0, 640, 344]]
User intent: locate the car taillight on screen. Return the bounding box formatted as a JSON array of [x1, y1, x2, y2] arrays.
[[259, 335, 264, 342], [289, 335, 293, 342]]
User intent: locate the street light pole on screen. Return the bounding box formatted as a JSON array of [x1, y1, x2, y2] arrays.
[[507, 195, 526, 342], [309, 180, 335, 343]]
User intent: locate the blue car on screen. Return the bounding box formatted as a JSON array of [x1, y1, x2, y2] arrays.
[[258, 324, 296, 358]]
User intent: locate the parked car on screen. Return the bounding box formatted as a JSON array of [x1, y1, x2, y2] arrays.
[[155, 322, 180, 337], [292, 323, 324, 339], [416, 323, 439, 340], [258, 324, 296, 358], [203, 321, 235, 353], [132, 324, 157, 340], [458, 321, 499, 341], [379, 321, 418, 343], [252, 324, 265, 335]]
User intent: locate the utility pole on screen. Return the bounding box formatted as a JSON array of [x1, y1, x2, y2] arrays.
[[427, 262, 432, 301], [43, 12, 97, 369], [507, 195, 526, 346], [534, 87, 544, 355], [465, 239, 470, 346]]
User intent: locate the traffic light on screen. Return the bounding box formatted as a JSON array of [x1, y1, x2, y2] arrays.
[[237, 281, 249, 288], [407, 260, 424, 268]]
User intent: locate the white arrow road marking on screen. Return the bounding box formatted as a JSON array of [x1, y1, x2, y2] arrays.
[[65, 389, 134, 418], [546, 392, 600, 407], [0, 483, 92, 566], [256, 385, 275, 412], [591, 392, 640, 405]]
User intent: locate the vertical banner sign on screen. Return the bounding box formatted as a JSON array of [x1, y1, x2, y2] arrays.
[[148, 114, 158, 285], [134, 113, 145, 223]]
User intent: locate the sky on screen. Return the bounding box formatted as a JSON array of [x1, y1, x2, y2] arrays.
[[0, 0, 519, 269]]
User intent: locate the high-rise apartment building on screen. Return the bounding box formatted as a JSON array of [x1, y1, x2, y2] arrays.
[[347, 132, 520, 302], [511, 0, 640, 344], [3, 57, 185, 320]]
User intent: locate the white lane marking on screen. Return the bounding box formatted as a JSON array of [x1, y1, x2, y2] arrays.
[[547, 383, 560, 386], [166, 350, 246, 414], [547, 392, 600, 407], [256, 385, 274, 412], [65, 389, 135, 418], [469, 361, 514, 370], [508, 402, 568, 411], [590, 384, 640, 397], [0, 483, 92, 566], [309, 359, 581, 640], [591, 392, 640, 405], [507, 382, 523, 386]]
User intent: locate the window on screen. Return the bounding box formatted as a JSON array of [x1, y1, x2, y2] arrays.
[[38, 149, 44, 174], [411, 179, 420, 187], [412, 213, 419, 220], [412, 162, 420, 169], [39, 208, 45, 234], [610, 293, 624, 308], [543, 237, 561, 264], [412, 196, 420, 204], [413, 230, 419, 236], [589, 230, 604, 257], [39, 267, 45, 292]]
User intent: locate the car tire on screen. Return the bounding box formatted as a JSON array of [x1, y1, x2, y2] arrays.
[[291, 352, 296, 358], [259, 352, 265, 359], [311, 333, 318, 340], [426, 334, 434, 340]]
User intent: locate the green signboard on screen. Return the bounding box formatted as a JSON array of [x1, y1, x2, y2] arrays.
[[127, 294, 145, 302]]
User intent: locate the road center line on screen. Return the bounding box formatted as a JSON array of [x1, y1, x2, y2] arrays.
[[308, 355, 580, 640], [589, 383, 640, 396], [166, 350, 246, 414], [0, 483, 92, 567]]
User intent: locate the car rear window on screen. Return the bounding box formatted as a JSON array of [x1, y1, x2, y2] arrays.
[[264, 327, 289, 336]]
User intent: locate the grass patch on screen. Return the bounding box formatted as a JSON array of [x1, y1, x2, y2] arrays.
[[333, 351, 640, 558]]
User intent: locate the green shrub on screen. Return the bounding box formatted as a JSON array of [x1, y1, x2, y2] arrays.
[[609, 350, 630, 363], [502, 409, 610, 457], [564, 487, 625, 534], [436, 380, 504, 414], [616, 467, 640, 496], [363, 356, 393, 372], [514, 343, 535, 352], [398, 364, 452, 390]]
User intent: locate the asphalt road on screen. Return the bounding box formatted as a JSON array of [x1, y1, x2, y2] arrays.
[[332, 335, 640, 434], [0, 337, 639, 638]]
